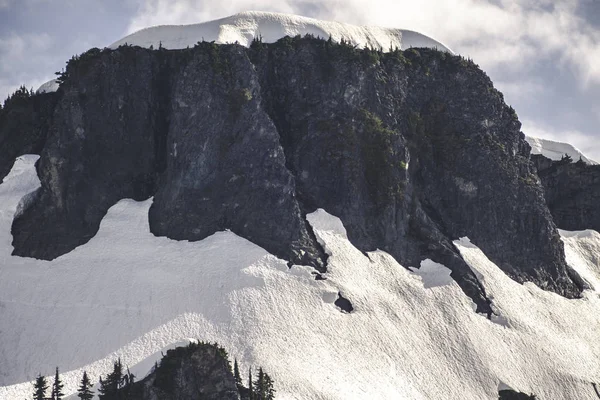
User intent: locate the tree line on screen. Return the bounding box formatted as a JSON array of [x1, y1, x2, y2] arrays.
[[31, 341, 275, 400]]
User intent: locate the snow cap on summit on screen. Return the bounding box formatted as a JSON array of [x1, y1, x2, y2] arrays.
[[109, 11, 453, 53]]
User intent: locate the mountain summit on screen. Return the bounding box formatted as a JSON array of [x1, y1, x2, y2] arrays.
[[0, 14, 599, 400], [110, 11, 453, 52]]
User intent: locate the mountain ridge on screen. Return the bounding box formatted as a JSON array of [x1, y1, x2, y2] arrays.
[[1, 28, 599, 400], [110, 11, 453, 53], [2, 36, 583, 312]]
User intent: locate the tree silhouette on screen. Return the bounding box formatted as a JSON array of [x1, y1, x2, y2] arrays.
[[77, 371, 94, 400], [33, 374, 48, 400], [51, 367, 64, 400]]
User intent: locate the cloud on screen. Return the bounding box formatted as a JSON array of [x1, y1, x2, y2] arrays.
[[0, 32, 56, 98]]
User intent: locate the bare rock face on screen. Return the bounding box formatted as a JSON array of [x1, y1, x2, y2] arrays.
[[533, 154, 600, 234], [1, 37, 585, 311], [125, 343, 240, 400], [0, 90, 57, 182]]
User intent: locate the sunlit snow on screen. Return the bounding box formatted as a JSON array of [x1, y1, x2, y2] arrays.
[[35, 80, 59, 95], [0, 156, 599, 399], [109, 11, 452, 53], [526, 135, 597, 164]]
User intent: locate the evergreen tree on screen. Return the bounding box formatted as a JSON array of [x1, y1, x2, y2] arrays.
[[98, 358, 124, 399], [248, 368, 254, 400], [77, 371, 94, 400], [251, 367, 275, 400], [51, 367, 64, 400], [33, 374, 48, 400], [254, 367, 265, 400], [120, 367, 135, 398], [234, 358, 243, 389], [262, 372, 275, 400]]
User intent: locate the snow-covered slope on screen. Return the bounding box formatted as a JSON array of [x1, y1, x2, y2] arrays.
[[1, 156, 599, 399], [35, 79, 59, 94], [109, 11, 452, 53], [526, 135, 597, 164]]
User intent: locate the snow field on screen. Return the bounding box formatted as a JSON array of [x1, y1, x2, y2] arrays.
[[109, 11, 452, 53], [525, 135, 597, 164], [0, 156, 599, 399]]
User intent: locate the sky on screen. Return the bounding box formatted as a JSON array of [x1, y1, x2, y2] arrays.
[[0, 0, 599, 160]]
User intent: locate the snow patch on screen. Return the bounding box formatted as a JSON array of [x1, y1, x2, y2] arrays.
[[409, 259, 454, 289], [36, 79, 59, 94], [525, 135, 597, 164], [306, 208, 347, 238], [559, 229, 600, 292], [110, 11, 452, 54]]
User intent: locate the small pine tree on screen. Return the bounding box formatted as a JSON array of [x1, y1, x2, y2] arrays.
[[248, 368, 254, 400], [254, 367, 265, 400], [77, 371, 94, 400], [33, 374, 48, 400], [51, 367, 64, 400], [561, 153, 573, 164], [99, 358, 124, 399], [234, 358, 243, 389], [263, 372, 275, 400]]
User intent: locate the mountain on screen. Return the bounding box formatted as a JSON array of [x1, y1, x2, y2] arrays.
[[1, 13, 599, 400]]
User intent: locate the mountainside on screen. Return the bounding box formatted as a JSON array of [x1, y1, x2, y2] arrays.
[[534, 154, 600, 234], [0, 14, 599, 400], [1, 37, 584, 315], [0, 156, 599, 400]]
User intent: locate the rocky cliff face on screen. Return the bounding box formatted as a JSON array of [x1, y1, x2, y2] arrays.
[[533, 154, 600, 232], [125, 343, 240, 400], [0, 37, 583, 311], [0, 89, 57, 181]]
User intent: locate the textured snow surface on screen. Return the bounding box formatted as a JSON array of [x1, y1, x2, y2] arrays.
[[109, 11, 452, 53], [1, 156, 600, 399], [526, 135, 597, 164], [35, 79, 59, 94]]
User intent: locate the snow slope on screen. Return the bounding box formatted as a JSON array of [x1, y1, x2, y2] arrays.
[[35, 79, 59, 94], [526, 135, 597, 164], [109, 11, 452, 53], [1, 156, 600, 399]]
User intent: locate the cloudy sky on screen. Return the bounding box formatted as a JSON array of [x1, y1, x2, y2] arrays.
[[1, 0, 599, 159]]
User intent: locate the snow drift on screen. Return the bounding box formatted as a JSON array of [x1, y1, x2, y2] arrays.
[[526, 135, 597, 164], [0, 156, 599, 400], [109, 11, 452, 53]]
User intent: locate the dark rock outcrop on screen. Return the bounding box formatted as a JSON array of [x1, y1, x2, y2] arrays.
[[2, 37, 584, 311], [533, 154, 600, 232], [12, 48, 161, 259], [498, 389, 538, 399], [334, 292, 354, 313], [125, 343, 240, 400], [0, 90, 57, 182]]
